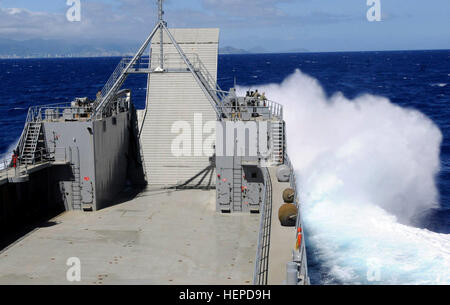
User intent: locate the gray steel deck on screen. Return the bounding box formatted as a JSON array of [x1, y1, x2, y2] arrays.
[[267, 167, 296, 284], [0, 188, 260, 285]]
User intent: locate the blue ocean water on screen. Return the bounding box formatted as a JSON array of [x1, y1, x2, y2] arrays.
[[0, 50, 449, 283]]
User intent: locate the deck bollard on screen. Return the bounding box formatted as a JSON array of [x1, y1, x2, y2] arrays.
[[286, 261, 298, 285]]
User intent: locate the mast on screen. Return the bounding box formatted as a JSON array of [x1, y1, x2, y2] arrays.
[[94, 0, 223, 118], [158, 0, 164, 70]]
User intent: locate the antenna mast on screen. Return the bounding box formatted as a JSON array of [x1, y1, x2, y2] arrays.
[[158, 0, 165, 70]]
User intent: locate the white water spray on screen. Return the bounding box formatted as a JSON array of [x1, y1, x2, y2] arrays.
[[239, 70, 450, 284], [0, 139, 18, 170]]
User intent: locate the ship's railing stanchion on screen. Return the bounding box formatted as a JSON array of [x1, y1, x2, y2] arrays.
[[253, 167, 272, 285], [284, 152, 309, 285], [54, 147, 66, 163], [216, 100, 283, 121]]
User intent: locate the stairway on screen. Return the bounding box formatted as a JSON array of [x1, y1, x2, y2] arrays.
[[193, 56, 225, 110], [271, 121, 285, 165], [93, 58, 129, 114], [195, 71, 221, 107], [94, 55, 151, 115], [71, 163, 82, 210], [232, 157, 243, 212], [68, 146, 82, 211], [21, 122, 42, 165]]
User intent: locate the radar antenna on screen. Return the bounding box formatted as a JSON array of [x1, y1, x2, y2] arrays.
[[158, 0, 165, 70]]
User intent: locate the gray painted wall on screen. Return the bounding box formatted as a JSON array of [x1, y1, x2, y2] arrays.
[[93, 112, 130, 210], [42, 111, 132, 211], [43, 120, 95, 211]]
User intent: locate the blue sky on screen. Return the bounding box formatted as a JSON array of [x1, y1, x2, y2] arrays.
[[0, 0, 449, 52]]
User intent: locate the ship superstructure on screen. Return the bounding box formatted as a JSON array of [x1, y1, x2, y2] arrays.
[[0, 0, 308, 285]]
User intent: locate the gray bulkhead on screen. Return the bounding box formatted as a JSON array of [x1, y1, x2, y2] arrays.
[[42, 111, 132, 211], [215, 118, 285, 213], [92, 112, 131, 210]]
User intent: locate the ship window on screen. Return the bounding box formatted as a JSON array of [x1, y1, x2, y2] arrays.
[[251, 172, 257, 179], [112, 117, 117, 125], [103, 121, 106, 132]]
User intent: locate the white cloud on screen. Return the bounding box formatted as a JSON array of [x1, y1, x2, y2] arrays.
[[0, 1, 156, 42], [0, 0, 356, 49], [202, 0, 292, 17]]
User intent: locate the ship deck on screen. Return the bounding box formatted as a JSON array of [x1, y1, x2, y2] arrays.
[[0, 188, 260, 285], [267, 167, 297, 284]]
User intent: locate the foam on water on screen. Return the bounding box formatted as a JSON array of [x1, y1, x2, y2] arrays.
[[238, 69, 450, 284], [430, 83, 447, 88], [0, 139, 19, 166]]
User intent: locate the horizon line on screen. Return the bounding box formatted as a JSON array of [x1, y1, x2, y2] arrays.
[[0, 48, 449, 60]]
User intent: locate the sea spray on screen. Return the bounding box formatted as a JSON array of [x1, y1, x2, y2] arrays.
[[0, 139, 19, 169], [238, 69, 450, 284]]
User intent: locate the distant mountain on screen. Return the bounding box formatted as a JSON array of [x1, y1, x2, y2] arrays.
[[219, 46, 310, 55], [248, 46, 268, 54], [0, 39, 311, 58], [218, 46, 249, 55], [282, 48, 310, 53], [0, 38, 138, 58]]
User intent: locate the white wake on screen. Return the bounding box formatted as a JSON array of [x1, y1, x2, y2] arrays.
[[0, 139, 18, 170], [239, 70, 450, 284]]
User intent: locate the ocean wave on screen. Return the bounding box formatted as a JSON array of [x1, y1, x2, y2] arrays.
[[238, 70, 449, 284], [430, 83, 447, 88]]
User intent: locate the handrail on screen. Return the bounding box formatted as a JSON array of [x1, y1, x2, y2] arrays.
[[94, 22, 161, 117], [92, 57, 129, 110], [216, 98, 284, 120], [195, 54, 226, 101], [0, 146, 69, 176], [253, 167, 272, 285], [151, 52, 226, 103], [284, 152, 309, 284]]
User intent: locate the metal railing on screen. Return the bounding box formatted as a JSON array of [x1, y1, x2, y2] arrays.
[[16, 106, 39, 155], [21, 102, 91, 123], [253, 167, 273, 285], [151, 52, 226, 101], [123, 56, 151, 72], [217, 99, 284, 120], [195, 54, 226, 102], [148, 52, 283, 121], [151, 52, 196, 71], [30, 103, 91, 122], [284, 152, 309, 284], [268, 100, 283, 119], [93, 58, 130, 111], [92, 56, 145, 117], [15, 103, 91, 159], [0, 147, 69, 178]]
